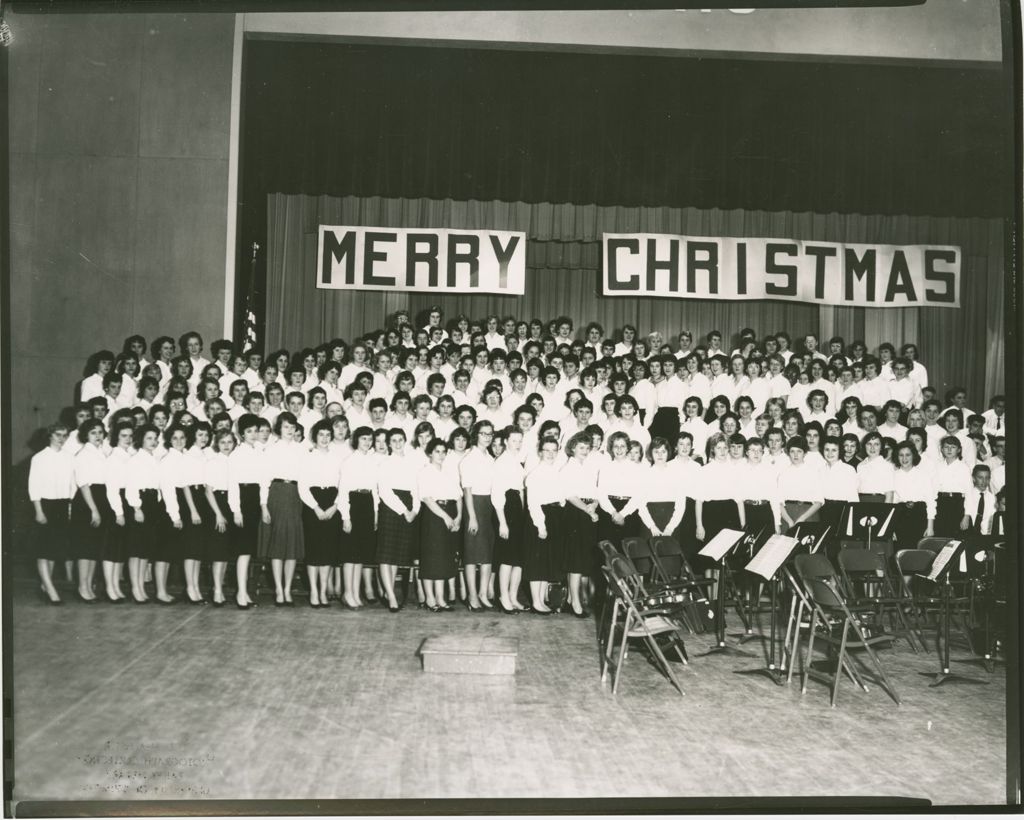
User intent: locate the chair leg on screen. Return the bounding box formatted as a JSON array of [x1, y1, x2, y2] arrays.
[[611, 613, 631, 695], [601, 599, 620, 683], [802, 610, 818, 695], [849, 618, 901, 706], [787, 598, 806, 685], [831, 620, 850, 707], [643, 633, 685, 696]]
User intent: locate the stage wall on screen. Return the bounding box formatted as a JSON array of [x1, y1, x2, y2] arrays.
[[266, 193, 1004, 404]]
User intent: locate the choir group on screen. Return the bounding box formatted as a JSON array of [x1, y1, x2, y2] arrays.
[[27, 309, 1008, 615]]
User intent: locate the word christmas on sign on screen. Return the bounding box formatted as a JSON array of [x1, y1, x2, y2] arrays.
[[317, 226, 527, 295], [602, 234, 961, 308]]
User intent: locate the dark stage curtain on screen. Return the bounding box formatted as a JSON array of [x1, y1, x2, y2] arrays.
[[266, 194, 1004, 403]]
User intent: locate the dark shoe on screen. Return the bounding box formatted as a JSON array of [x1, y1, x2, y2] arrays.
[[212, 600, 225, 608], [498, 603, 517, 615], [468, 603, 482, 612], [479, 600, 494, 610], [158, 597, 177, 606], [236, 602, 252, 610], [285, 599, 295, 607], [429, 605, 442, 613], [574, 609, 590, 620], [388, 604, 400, 613], [274, 600, 284, 608], [132, 596, 148, 605], [533, 608, 554, 616], [77, 592, 98, 605]]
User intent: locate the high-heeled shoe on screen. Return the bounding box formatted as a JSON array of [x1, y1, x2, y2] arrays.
[[38, 589, 64, 606], [498, 602, 518, 615], [236, 602, 252, 610], [388, 603, 400, 613], [105, 592, 126, 605], [467, 602, 482, 612], [479, 599, 494, 610], [77, 592, 98, 605], [211, 599, 225, 608]]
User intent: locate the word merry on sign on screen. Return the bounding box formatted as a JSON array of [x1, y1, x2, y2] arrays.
[[317, 226, 527, 295], [602, 234, 961, 308]]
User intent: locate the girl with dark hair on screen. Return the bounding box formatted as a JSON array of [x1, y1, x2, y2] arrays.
[[856, 432, 894, 503], [560, 431, 601, 617], [125, 424, 164, 604], [103, 422, 135, 601], [524, 438, 567, 614], [460, 421, 497, 611], [491, 427, 527, 613], [418, 438, 462, 611], [157, 423, 196, 604], [891, 441, 936, 548], [70, 419, 112, 602], [201, 429, 236, 606], [375, 427, 421, 611], [339, 426, 379, 609], [596, 431, 645, 548], [931, 435, 972, 537], [182, 423, 213, 603], [299, 419, 343, 609], [228, 413, 262, 609]]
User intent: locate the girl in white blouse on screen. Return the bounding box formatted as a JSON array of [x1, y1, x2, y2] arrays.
[[418, 438, 463, 610], [339, 427, 380, 609], [299, 419, 343, 608], [695, 435, 746, 561], [856, 432, 895, 502], [680, 398, 709, 465], [561, 432, 601, 617], [375, 427, 422, 611], [638, 436, 688, 540], [125, 424, 164, 603], [461, 421, 497, 611], [891, 441, 936, 549], [102, 422, 135, 602], [596, 431, 646, 548], [492, 428, 528, 613], [158, 424, 198, 604], [228, 414, 262, 609], [181, 424, 213, 603], [28, 423, 75, 604], [200, 430, 236, 607], [930, 435, 973, 537], [257, 413, 306, 606], [70, 420, 110, 602], [524, 438, 566, 614]]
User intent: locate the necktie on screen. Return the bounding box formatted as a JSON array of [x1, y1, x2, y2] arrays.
[[976, 493, 986, 532], [996, 416, 1002, 430]]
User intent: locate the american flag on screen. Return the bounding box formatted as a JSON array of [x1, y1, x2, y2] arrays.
[[242, 242, 259, 353]]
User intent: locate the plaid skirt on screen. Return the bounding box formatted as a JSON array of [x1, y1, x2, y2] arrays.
[[257, 481, 305, 561], [340, 491, 376, 564], [302, 486, 341, 566], [376, 489, 418, 566]]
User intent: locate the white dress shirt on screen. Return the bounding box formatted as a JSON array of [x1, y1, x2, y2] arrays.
[[491, 451, 526, 511], [525, 461, 566, 531], [338, 449, 380, 522], [227, 442, 262, 515], [776, 462, 825, 503], [124, 450, 163, 509], [892, 465, 937, 519], [856, 456, 895, 495], [596, 460, 646, 517], [460, 447, 495, 495], [820, 461, 859, 502], [29, 447, 76, 501], [418, 462, 461, 502]]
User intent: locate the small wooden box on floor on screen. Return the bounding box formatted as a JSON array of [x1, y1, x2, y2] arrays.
[[420, 635, 518, 675]]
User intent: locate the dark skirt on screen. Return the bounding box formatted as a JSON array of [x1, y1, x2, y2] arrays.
[[376, 489, 418, 566], [340, 491, 375, 564], [894, 501, 928, 550], [464, 494, 496, 565], [598, 497, 643, 549], [35, 498, 70, 561], [494, 490, 525, 567], [105, 489, 130, 564], [524, 502, 565, 583], [303, 486, 341, 566], [70, 484, 111, 561], [420, 499, 458, 580], [694, 498, 741, 571], [783, 501, 819, 532], [129, 489, 164, 561], [649, 407, 680, 448], [183, 485, 207, 560], [232, 483, 261, 557], [935, 494, 965, 538], [563, 500, 597, 575], [645, 500, 680, 537], [742, 502, 775, 539], [203, 489, 235, 563], [155, 487, 190, 563], [257, 481, 305, 561]]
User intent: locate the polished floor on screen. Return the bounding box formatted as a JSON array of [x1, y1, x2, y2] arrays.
[[8, 572, 1009, 809]]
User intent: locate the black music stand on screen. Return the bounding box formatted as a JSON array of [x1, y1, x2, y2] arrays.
[[839, 501, 896, 555], [915, 539, 988, 687], [695, 528, 758, 658], [955, 537, 1004, 674], [728, 526, 773, 644], [733, 534, 800, 686]]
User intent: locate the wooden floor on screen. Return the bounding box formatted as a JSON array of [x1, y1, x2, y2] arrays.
[[8, 573, 1009, 810]]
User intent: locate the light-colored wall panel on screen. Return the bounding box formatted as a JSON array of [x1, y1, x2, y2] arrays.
[[140, 13, 234, 159]]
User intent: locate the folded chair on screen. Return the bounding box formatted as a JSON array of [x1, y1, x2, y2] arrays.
[[896, 548, 974, 655], [600, 556, 688, 696], [838, 548, 922, 653], [800, 576, 901, 707], [649, 535, 715, 633]]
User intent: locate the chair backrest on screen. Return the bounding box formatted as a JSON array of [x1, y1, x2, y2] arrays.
[[650, 535, 690, 580], [622, 537, 658, 580], [916, 536, 953, 554], [804, 577, 846, 610], [838, 548, 885, 574], [599, 539, 621, 566], [895, 548, 936, 575], [794, 552, 838, 582]]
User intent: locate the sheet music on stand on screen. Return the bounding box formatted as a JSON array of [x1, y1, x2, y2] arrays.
[[698, 528, 746, 562], [922, 540, 963, 582], [745, 534, 799, 580]]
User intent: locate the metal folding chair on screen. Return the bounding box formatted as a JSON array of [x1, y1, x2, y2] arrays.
[[838, 548, 922, 653]]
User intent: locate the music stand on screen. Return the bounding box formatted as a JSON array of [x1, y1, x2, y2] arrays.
[[695, 527, 758, 658], [915, 539, 988, 687], [729, 526, 773, 644], [839, 501, 896, 554], [955, 536, 1004, 674], [733, 534, 800, 685]]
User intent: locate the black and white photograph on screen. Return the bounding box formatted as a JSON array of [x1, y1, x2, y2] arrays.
[[3, 0, 1020, 813]]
